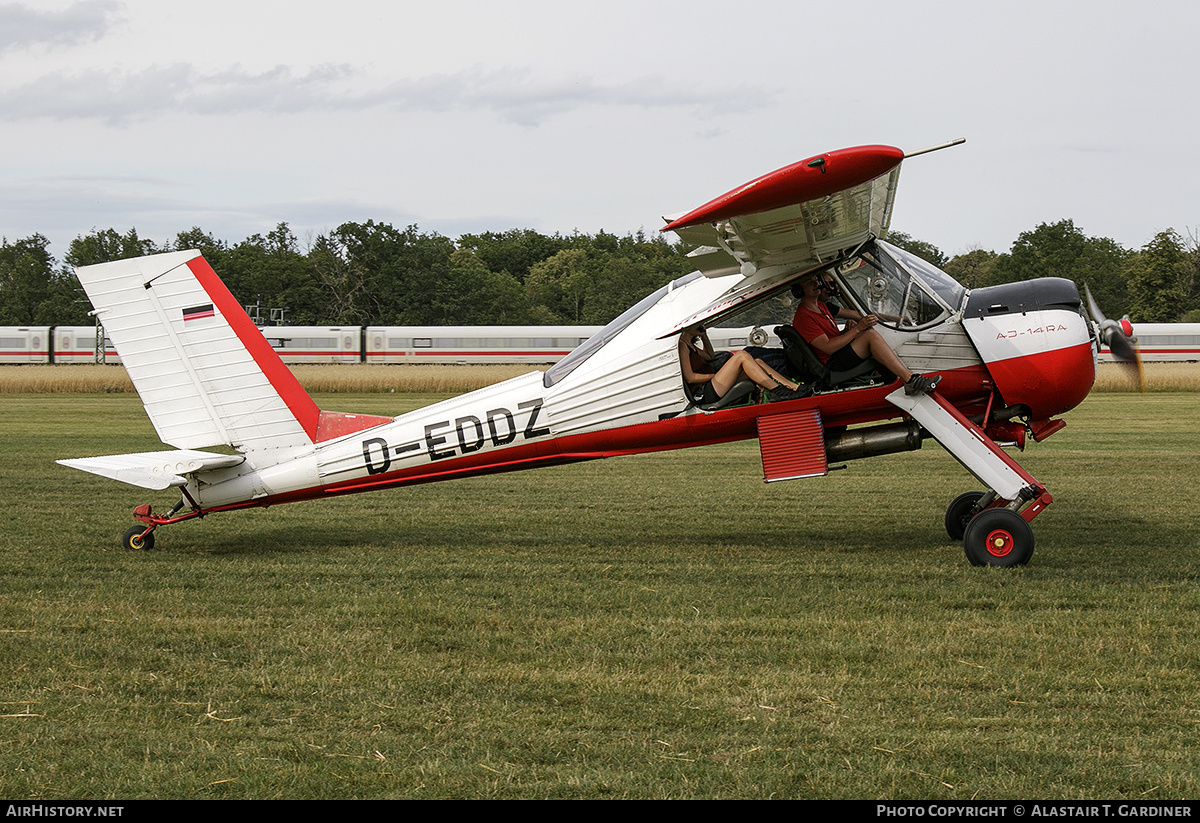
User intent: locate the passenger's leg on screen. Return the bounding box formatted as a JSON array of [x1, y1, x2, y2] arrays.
[[711, 351, 800, 397]]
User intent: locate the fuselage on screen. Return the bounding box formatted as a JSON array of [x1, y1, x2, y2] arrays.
[[185, 240, 1096, 516]]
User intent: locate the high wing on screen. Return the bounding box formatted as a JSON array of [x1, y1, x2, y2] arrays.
[[660, 145, 904, 334]]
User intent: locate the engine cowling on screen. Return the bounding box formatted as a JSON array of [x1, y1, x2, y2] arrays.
[[961, 278, 1095, 421]]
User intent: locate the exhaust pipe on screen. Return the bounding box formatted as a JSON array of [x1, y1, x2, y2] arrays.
[[825, 420, 924, 462]]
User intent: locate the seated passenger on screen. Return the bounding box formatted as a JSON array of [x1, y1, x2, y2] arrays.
[[680, 325, 807, 404], [792, 272, 941, 395]]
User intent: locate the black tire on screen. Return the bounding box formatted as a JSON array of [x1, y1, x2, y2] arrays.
[[963, 508, 1034, 567], [945, 491, 985, 541], [122, 525, 155, 551]]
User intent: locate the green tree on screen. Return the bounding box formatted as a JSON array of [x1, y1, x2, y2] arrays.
[[173, 227, 230, 269], [582, 255, 673, 324], [223, 224, 321, 324], [991, 220, 1088, 284], [1126, 229, 1189, 322], [885, 231, 948, 267], [525, 249, 590, 323], [64, 227, 161, 269], [943, 247, 999, 290], [0, 234, 85, 324], [1181, 228, 1200, 317], [457, 229, 568, 284], [985, 220, 1131, 317], [311, 222, 457, 325], [1075, 235, 1131, 320], [422, 249, 531, 324]]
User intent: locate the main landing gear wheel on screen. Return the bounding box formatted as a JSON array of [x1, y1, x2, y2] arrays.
[[962, 509, 1034, 567], [945, 491, 985, 541], [122, 525, 155, 551]]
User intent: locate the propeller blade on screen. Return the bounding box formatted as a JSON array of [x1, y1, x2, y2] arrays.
[[1085, 286, 1145, 391], [1106, 323, 1138, 363], [1085, 286, 1106, 326]]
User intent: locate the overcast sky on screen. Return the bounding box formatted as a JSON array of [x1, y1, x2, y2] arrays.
[[2, 0, 1198, 262]]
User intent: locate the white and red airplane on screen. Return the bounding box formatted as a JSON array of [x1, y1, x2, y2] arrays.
[[58, 140, 1140, 566]]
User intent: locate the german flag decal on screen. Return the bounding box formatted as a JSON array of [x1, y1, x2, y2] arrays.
[[182, 304, 215, 322]]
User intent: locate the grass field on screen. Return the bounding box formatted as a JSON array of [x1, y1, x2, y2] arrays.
[[2, 389, 1199, 799], [1, 361, 1197, 394]]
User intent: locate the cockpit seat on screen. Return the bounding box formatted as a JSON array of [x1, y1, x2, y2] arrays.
[[694, 378, 758, 412], [775, 325, 889, 391]]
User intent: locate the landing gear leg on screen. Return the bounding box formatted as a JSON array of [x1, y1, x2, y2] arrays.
[[122, 496, 190, 552]]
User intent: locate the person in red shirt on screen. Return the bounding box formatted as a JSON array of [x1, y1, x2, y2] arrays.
[[792, 272, 940, 395]]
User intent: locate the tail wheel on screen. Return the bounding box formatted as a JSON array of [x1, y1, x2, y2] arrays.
[[945, 491, 985, 541], [963, 509, 1033, 567], [122, 525, 155, 551]]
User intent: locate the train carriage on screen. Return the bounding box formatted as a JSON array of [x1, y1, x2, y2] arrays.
[[52, 326, 121, 364], [1104, 323, 1200, 362], [0, 327, 51, 364], [363, 326, 604, 364], [257, 326, 363, 364]]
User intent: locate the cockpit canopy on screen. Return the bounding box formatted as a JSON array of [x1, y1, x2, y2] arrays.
[[835, 240, 965, 330], [543, 237, 966, 389]]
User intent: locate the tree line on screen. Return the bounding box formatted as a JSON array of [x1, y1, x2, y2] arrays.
[[2, 219, 1198, 328]]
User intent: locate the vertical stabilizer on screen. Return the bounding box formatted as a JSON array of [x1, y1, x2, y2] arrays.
[[74, 251, 319, 457]]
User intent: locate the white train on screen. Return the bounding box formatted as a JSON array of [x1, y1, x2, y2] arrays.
[[360, 326, 603, 365], [258, 325, 777, 364], [0, 326, 120, 364], [5, 322, 1197, 366], [1095, 323, 1200, 363]]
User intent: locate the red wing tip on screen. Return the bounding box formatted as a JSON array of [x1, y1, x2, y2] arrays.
[[661, 144, 903, 233]]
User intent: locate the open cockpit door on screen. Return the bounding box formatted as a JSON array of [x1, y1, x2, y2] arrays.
[[660, 145, 904, 335]]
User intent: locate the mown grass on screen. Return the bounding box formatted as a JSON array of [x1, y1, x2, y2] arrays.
[[0, 364, 547, 396], [2, 361, 1197, 394], [1, 391, 1199, 799]]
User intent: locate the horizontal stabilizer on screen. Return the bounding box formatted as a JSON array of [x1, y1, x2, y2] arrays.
[[57, 450, 245, 491]]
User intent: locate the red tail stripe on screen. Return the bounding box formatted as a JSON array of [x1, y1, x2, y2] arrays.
[[185, 257, 320, 442]]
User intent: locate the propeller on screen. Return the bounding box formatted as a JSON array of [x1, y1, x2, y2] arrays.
[[1085, 287, 1145, 391]]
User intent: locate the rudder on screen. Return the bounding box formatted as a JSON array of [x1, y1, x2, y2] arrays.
[[74, 250, 319, 458]]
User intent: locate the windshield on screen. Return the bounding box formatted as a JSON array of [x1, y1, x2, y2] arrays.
[[835, 240, 963, 329]]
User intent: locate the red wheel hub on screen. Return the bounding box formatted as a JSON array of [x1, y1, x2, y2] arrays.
[[985, 528, 1014, 557]]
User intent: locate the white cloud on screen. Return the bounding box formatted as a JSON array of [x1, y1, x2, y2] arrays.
[[0, 0, 123, 54], [0, 61, 775, 127]]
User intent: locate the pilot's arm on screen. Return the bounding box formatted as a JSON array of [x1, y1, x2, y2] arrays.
[[807, 314, 879, 356]]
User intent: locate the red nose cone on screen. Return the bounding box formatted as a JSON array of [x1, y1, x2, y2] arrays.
[[1120, 318, 1134, 338]]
